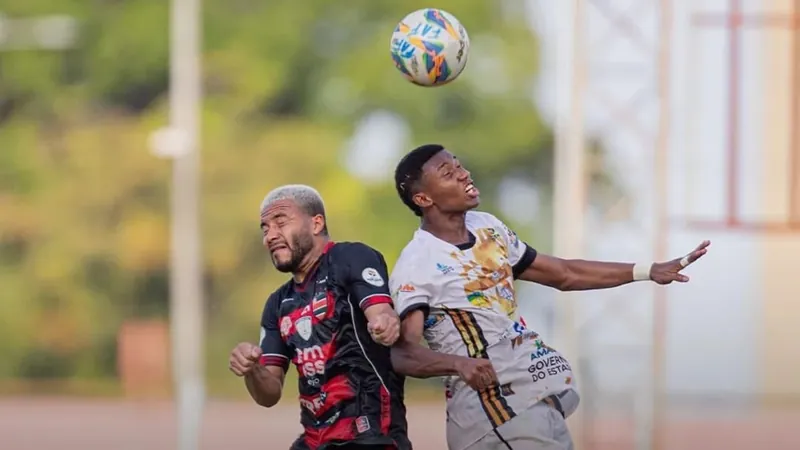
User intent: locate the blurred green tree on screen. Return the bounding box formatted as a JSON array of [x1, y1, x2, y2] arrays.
[[0, 0, 552, 392]]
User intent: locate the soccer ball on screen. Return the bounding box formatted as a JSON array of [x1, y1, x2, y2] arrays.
[[390, 8, 470, 87]]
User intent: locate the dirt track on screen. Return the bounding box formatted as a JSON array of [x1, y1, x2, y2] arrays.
[[1, 399, 798, 450]]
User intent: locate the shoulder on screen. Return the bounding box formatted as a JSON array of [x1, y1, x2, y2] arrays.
[[329, 242, 390, 286], [390, 238, 433, 285], [330, 241, 384, 260], [466, 210, 503, 228], [467, 211, 518, 241], [262, 283, 291, 316], [394, 234, 430, 269]]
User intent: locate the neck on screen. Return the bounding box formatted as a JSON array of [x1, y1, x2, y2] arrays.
[[421, 211, 470, 246], [292, 237, 329, 283]]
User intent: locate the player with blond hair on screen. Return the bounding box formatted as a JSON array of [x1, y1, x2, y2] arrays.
[[229, 185, 411, 450]]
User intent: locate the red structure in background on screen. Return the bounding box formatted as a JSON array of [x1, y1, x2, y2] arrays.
[[691, 0, 800, 232], [572, 2, 800, 450]]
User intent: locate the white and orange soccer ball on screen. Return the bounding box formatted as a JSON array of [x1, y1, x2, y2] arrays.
[[389, 8, 470, 87]]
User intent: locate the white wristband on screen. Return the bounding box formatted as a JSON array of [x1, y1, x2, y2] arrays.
[[632, 262, 652, 281]]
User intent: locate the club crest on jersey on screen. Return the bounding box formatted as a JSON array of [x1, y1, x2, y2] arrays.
[[312, 295, 328, 320], [361, 267, 384, 287], [295, 316, 312, 341], [280, 316, 292, 337]]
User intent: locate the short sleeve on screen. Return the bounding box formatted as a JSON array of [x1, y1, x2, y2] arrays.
[[341, 243, 394, 311], [491, 215, 537, 278], [389, 260, 433, 321], [258, 294, 291, 372]]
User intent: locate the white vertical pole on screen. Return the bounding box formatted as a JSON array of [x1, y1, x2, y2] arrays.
[[552, 0, 588, 448], [169, 0, 204, 448], [648, 1, 673, 450]]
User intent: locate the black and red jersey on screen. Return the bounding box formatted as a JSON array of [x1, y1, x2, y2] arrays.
[[259, 241, 411, 450]]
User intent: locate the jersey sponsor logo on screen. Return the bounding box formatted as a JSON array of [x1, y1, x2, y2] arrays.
[[280, 316, 292, 337], [295, 316, 312, 340], [436, 263, 454, 275], [398, 284, 415, 293], [510, 330, 539, 349], [361, 267, 384, 287], [502, 224, 519, 247], [295, 344, 326, 377], [498, 286, 515, 301], [528, 353, 572, 383], [324, 411, 340, 425], [355, 416, 371, 433], [530, 347, 553, 360], [299, 391, 327, 414]]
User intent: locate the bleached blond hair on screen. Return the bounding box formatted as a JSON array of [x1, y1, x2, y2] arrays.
[[260, 184, 328, 235]]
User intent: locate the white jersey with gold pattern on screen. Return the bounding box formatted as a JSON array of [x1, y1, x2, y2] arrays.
[[390, 211, 577, 450]]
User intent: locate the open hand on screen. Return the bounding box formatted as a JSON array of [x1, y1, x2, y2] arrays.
[[368, 312, 400, 346], [229, 342, 262, 376], [650, 240, 711, 285], [454, 358, 498, 391]]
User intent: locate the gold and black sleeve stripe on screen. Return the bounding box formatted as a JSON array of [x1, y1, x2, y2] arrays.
[[445, 309, 516, 428]]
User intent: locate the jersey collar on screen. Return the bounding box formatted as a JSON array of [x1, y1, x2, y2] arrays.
[[293, 240, 336, 291]]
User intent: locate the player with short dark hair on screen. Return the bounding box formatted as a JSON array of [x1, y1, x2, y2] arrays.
[[229, 184, 411, 450], [389, 145, 709, 450]]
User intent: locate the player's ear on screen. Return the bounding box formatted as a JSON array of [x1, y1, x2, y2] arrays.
[[311, 214, 326, 236], [412, 192, 433, 210]]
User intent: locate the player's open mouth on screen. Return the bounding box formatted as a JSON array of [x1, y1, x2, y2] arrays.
[[270, 244, 288, 253], [465, 183, 479, 198]]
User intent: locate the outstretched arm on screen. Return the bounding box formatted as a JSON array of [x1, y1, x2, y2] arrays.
[[518, 240, 711, 291]]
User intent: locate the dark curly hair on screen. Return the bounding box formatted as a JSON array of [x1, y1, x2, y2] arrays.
[[394, 144, 446, 216]]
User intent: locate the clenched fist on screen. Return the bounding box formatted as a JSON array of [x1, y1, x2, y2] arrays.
[[367, 312, 400, 346], [454, 358, 498, 391], [229, 342, 262, 377]]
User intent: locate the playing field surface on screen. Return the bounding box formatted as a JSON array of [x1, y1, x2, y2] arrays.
[[1, 398, 797, 449]]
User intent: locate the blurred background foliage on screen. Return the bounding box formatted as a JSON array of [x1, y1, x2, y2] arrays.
[[0, 0, 560, 394]]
